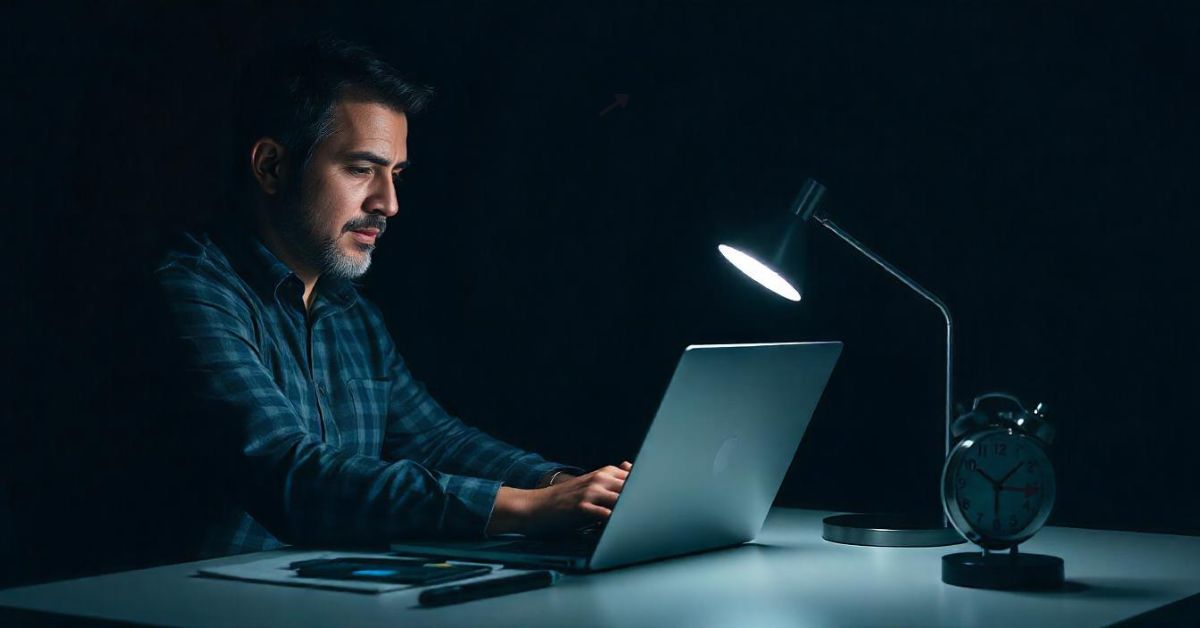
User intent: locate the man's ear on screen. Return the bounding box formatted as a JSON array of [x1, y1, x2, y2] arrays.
[[249, 138, 289, 196]]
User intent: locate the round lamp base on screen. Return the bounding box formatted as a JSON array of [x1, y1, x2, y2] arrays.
[[822, 513, 965, 547]]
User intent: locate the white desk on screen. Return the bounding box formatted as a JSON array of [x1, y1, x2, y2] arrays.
[[2, 509, 1198, 627]]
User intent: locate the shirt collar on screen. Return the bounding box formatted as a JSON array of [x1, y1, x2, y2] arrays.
[[211, 218, 359, 314]]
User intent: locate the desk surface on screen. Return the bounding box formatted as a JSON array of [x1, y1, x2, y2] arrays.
[[2, 508, 1198, 627]]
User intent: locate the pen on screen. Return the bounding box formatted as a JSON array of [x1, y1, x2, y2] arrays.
[[418, 570, 560, 607]]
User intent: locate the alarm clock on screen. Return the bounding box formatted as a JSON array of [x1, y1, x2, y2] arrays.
[[940, 393, 1064, 590]]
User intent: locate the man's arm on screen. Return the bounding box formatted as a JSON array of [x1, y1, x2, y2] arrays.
[[363, 302, 644, 538], [157, 264, 502, 545], [377, 321, 583, 488]]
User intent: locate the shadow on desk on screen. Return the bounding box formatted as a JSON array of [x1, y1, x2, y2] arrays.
[[0, 607, 132, 628], [1112, 592, 1200, 626], [1056, 577, 1184, 600]]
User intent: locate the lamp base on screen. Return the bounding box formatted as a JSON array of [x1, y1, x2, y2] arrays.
[[822, 513, 965, 547]]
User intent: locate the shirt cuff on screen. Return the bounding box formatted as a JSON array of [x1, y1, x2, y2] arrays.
[[504, 458, 586, 489], [434, 473, 503, 538]]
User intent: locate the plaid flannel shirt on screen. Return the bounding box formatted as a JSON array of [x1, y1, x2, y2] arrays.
[[154, 221, 580, 556]]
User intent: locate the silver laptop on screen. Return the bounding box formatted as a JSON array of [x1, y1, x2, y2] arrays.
[[390, 341, 842, 572]]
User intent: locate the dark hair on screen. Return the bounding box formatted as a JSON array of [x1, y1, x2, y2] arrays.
[[232, 35, 434, 190]]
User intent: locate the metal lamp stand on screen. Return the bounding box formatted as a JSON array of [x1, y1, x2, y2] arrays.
[[812, 214, 963, 548]]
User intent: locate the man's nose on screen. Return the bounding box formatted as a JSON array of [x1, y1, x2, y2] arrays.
[[366, 176, 399, 217]]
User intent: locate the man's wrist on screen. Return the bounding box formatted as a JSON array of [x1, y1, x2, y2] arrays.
[[536, 469, 576, 489], [486, 486, 534, 536]]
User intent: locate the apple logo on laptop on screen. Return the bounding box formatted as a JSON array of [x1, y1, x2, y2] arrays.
[[713, 435, 739, 477]]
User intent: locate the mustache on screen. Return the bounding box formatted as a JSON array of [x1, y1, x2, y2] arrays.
[[343, 217, 388, 236]]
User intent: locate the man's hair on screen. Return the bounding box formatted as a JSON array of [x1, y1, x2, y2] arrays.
[[232, 35, 434, 189]]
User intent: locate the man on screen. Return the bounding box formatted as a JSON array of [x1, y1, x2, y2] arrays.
[[155, 36, 629, 557]]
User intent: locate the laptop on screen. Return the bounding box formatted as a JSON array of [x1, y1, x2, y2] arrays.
[[390, 341, 842, 572]]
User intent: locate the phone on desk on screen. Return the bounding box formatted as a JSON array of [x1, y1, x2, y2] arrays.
[[291, 557, 491, 586]]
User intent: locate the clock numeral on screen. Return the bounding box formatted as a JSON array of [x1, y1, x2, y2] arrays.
[[1009, 515, 1018, 528], [995, 443, 1007, 457], [976, 512, 984, 524], [993, 518, 1002, 531], [978, 446, 987, 459], [1027, 463, 1039, 474], [960, 498, 971, 511], [956, 476, 966, 489], [965, 459, 977, 472]]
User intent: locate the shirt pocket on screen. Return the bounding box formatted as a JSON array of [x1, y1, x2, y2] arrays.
[[341, 377, 391, 457]]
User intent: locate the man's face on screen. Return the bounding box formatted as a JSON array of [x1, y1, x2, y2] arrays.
[[274, 99, 409, 281]]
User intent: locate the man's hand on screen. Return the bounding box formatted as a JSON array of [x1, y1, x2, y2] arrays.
[[487, 461, 633, 537]]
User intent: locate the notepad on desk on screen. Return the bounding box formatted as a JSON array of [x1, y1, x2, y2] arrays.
[[196, 551, 512, 594]]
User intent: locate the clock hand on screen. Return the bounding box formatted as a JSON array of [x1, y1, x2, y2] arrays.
[[998, 463, 1022, 487], [975, 468, 1000, 486], [1001, 484, 1040, 498], [975, 467, 1003, 516]]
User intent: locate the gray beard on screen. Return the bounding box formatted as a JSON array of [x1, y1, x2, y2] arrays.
[[317, 233, 372, 280], [272, 190, 373, 281]]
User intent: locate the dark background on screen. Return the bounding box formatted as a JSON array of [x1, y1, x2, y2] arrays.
[[3, 1, 1197, 586]]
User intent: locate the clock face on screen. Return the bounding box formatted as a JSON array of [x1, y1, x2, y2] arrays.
[[942, 429, 1056, 549]]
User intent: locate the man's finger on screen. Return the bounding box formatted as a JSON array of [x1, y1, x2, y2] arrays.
[[586, 487, 622, 509], [595, 467, 627, 482], [620, 460, 633, 471], [581, 503, 613, 519], [598, 475, 626, 492], [591, 465, 628, 482]]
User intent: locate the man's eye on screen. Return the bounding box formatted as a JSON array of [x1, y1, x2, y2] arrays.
[[348, 166, 372, 176], [393, 175, 406, 185]]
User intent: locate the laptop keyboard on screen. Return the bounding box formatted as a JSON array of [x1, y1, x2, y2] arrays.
[[497, 537, 597, 557]]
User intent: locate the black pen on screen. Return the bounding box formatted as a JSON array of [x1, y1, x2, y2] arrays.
[[418, 570, 560, 607]]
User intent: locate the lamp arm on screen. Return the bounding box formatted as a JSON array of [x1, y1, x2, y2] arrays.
[[814, 216, 954, 459]]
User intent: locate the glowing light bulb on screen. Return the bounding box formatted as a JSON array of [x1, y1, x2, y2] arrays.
[[718, 244, 801, 302]]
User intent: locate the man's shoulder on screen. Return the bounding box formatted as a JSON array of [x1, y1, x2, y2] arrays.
[[152, 229, 248, 304], [155, 230, 230, 276], [351, 289, 386, 320]]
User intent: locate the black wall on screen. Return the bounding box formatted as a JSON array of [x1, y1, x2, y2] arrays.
[[4, 1, 1197, 586]]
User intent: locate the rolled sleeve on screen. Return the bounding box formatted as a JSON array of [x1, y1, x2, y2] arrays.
[[434, 473, 503, 537]]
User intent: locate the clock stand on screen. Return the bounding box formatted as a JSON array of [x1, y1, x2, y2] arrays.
[[942, 545, 1065, 590]]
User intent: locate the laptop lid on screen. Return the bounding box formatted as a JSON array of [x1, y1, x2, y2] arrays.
[[587, 341, 841, 570]]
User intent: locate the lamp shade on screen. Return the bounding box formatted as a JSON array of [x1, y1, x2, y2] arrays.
[[717, 220, 808, 302], [718, 179, 826, 302]]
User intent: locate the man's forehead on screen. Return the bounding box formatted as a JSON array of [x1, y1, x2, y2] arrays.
[[325, 100, 408, 162]]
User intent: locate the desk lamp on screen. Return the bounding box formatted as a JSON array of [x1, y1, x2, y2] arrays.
[[718, 178, 962, 547]]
